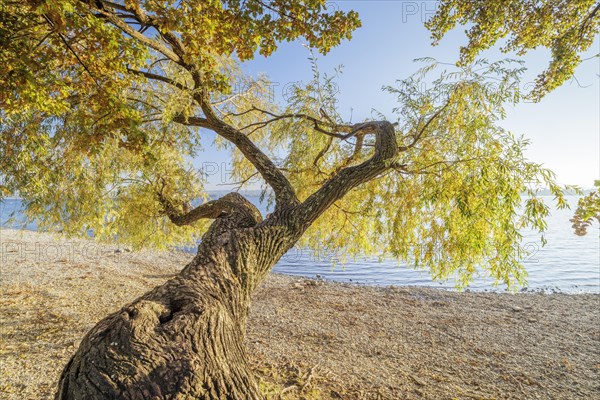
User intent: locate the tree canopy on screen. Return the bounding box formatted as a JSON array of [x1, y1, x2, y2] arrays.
[[427, 0, 600, 100], [0, 0, 590, 288], [1, 0, 360, 243]]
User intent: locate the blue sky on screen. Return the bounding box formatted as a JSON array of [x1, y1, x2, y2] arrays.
[[199, 1, 599, 189]]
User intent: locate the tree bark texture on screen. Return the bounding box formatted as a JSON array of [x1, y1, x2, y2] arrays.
[[55, 194, 296, 400], [55, 121, 399, 399]]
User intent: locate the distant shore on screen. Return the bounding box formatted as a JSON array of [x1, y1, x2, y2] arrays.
[[1, 229, 598, 399]]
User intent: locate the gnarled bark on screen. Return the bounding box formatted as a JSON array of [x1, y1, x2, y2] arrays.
[[56, 120, 400, 399], [55, 194, 292, 400]]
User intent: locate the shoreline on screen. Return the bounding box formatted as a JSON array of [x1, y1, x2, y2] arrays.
[[1, 226, 598, 294], [1, 229, 599, 399]]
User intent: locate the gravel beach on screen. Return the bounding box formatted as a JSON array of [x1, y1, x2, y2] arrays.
[[1, 229, 598, 399]]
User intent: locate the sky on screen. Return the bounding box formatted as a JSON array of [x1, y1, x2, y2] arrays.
[[199, 1, 600, 190]]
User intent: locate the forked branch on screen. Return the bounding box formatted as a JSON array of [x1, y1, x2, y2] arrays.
[[296, 121, 399, 228], [193, 90, 300, 209]]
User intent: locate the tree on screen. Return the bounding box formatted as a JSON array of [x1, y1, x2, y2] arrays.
[[427, 0, 600, 101], [0, 1, 591, 399]]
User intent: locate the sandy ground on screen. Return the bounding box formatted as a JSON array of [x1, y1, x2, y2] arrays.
[[0, 229, 598, 400]]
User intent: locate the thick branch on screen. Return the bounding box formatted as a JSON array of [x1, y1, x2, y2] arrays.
[[295, 121, 399, 228], [194, 91, 299, 209], [172, 114, 212, 129], [158, 192, 261, 227]]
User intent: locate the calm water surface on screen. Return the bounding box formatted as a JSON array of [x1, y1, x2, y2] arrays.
[[2, 195, 598, 293]]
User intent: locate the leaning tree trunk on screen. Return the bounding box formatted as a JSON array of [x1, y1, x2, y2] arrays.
[[55, 195, 294, 400], [55, 121, 399, 399]]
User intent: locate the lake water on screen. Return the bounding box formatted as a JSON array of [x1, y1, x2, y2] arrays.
[[1, 195, 598, 293]]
